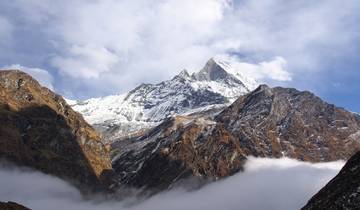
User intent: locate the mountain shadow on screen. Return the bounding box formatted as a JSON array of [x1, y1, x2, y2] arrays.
[[0, 70, 114, 193], [302, 151, 360, 209]]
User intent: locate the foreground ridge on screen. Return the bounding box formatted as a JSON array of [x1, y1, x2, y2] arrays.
[[302, 151, 360, 210], [0, 70, 113, 192]]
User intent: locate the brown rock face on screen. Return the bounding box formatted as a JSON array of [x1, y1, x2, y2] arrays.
[[0, 201, 31, 210], [215, 85, 360, 161], [302, 151, 360, 210], [112, 115, 244, 191], [112, 85, 360, 190], [0, 70, 113, 192]]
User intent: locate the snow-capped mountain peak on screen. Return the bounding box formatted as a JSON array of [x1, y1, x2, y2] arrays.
[[177, 69, 191, 79], [212, 57, 258, 90], [71, 58, 259, 142], [194, 58, 229, 81]]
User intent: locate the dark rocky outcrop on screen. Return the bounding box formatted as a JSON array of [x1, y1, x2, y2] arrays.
[[112, 85, 360, 191], [0, 201, 31, 210], [302, 151, 360, 210], [0, 70, 113, 193]]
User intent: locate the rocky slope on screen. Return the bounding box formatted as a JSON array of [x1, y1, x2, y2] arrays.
[[71, 58, 258, 143], [0, 70, 113, 192], [302, 151, 360, 210], [111, 85, 360, 190], [214, 85, 360, 161]]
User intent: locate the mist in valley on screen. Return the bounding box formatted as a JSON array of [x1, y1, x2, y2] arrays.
[[0, 157, 344, 210]]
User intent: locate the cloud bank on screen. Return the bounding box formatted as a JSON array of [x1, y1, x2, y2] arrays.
[[0, 157, 344, 210]]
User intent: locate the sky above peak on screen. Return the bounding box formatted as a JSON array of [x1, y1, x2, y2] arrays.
[[0, 0, 359, 112]]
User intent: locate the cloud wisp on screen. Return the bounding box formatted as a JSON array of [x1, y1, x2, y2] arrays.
[[215, 54, 291, 82], [0, 157, 344, 210]]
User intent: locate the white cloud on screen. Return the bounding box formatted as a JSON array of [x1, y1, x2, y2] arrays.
[[52, 45, 120, 79], [48, 0, 230, 81], [217, 0, 360, 72], [215, 54, 291, 82], [259, 57, 291, 81], [0, 158, 343, 210], [1, 64, 54, 90], [0, 0, 359, 98]]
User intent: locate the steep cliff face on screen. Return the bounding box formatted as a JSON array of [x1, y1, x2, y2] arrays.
[[0, 70, 113, 192], [215, 85, 360, 161], [112, 85, 360, 190], [302, 151, 360, 210]]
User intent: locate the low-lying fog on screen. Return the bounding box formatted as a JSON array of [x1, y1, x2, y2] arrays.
[[0, 157, 344, 210]]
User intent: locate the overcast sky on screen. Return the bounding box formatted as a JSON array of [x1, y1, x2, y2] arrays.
[[0, 0, 359, 112]]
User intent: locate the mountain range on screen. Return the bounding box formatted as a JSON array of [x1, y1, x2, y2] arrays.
[[0, 58, 359, 208], [70, 58, 258, 143]]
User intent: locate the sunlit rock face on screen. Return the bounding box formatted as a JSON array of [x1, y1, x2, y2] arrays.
[[0, 70, 113, 193], [111, 85, 360, 191], [214, 85, 360, 161]]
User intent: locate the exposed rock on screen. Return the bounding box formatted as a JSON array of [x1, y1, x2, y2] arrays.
[[0, 201, 31, 210], [302, 151, 360, 210], [112, 85, 360, 190], [111, 115, 235, 191], [0, 70, 113, 192], [194, 58, 235, 82], [215, 85, 360, 161]]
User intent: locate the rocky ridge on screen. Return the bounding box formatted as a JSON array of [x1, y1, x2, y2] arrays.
[[111, 85, 360, 190], [0, 70, 113, 192]]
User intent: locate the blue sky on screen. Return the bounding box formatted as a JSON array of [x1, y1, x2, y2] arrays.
[[0, 0, 359, 113]]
